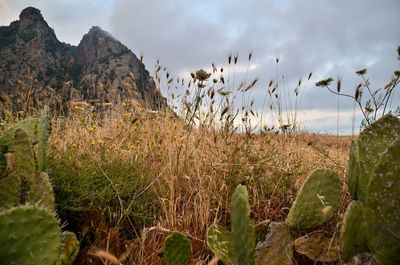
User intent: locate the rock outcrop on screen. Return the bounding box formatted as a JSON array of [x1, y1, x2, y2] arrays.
[[0, 7, 162, 112]]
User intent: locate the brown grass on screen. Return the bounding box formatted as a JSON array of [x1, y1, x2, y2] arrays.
[[48, 103, 351, 264]]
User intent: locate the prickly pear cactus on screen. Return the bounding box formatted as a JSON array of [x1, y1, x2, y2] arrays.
[[347, 139, 360, 199], [340, 201, 368, 261], [0, 205, 61, 265], [0, 174, 20, 209], [13, 128, 55, 210], [286, 168, 341, 230], [356, 114, 400, 202], [14, 128, 36, 177], [163, 231, 191, 265], [366, 137, 400, 265], [30, 172, 56, 210], [206, 185, 255, 265], [206, 224, 234, 265], [38, 106, 51, 172], [0, 118, 41, 153], [56, 231, 80, 265], [231, 184, 255, 265]]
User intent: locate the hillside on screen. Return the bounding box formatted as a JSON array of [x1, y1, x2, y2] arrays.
[[0, 7, 162, 112]]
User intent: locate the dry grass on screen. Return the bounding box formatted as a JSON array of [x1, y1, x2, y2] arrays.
[[47, 103, 351, 264]]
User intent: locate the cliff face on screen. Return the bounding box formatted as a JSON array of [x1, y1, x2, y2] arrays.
[[0, 7, 161, 111], [0, 7, 73, 92], [75, 26, 156, 104]]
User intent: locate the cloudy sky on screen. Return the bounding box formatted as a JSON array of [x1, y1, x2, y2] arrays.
[[1, 0, 399, 133]]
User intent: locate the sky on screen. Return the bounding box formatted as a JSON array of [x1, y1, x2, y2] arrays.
[[1, 0, 399, 133]]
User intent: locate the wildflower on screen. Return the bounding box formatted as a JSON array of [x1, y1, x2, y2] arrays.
[[195, 69, 211, 82]]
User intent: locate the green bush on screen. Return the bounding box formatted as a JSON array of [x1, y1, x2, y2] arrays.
[[48, 152, 160, 235]]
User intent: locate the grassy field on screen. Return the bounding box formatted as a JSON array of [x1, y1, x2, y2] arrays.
[[46, 103, 352, 264]]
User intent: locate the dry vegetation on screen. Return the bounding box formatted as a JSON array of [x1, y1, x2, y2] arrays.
[[47, 103, 352, 264]]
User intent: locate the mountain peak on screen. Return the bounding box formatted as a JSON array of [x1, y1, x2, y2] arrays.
[[89, 26, 104, 33], [19, 7, 44, 22], [1, 7, 165, 110], [86, 26, 115, 40]]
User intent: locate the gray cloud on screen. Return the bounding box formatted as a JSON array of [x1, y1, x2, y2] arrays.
[[1, 0, 399, 132], [110, 0, 400, 111]]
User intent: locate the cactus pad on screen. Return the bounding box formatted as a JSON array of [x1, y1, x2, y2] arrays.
[[366, 137, 400, 265], [286, 168, 341, 230], [163, 231, 191, 265], [56, 231, 80, 265], [0, 118, 40, 152], [0, 175, 20, 209], [357, 114, 400, 202], [28, 172, 55, 210], [38, 106, 51, 172], [14, 128, 36, 177], [0, 205, 61, 265], [231, 184, 255, 265], [340, 201, 368, 261], [206, 224, 234, 264], [347, 139, 360, 199]]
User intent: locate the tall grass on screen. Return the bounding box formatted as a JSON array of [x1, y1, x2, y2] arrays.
[[5, 49, 392, 264], [44, 102, 350, 264]]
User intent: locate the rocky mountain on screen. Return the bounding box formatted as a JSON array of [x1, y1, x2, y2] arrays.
[[0, 7, 163, 113]]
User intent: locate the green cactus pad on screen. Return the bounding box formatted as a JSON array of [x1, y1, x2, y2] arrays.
[[0, 175, 20, 209], [29, 172, 55, 210], [366, 137, 400, 265], [340, 201, 368, 261], [357, 114, 400, 202], [0, 205, 61, 265], [231, 184, 255, 265], [206, 224, 234, 264], [347, 139, 360, 199], [14, 128, 36, 177], [286, 168, 341, 230], [38, 106, 51, 172], [163, 231, 191, 265], [0, 118, 40, 153], [56, 231, 80, 265]]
